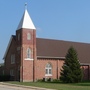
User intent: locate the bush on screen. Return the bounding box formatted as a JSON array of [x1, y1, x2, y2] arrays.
[[48, 78, 53, 82], [53, 79, 60, 82], [0, 75, 10, 81], [37, 79, 43, 82]]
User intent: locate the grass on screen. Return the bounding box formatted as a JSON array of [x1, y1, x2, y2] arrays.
[[7, 81, 90, 90]]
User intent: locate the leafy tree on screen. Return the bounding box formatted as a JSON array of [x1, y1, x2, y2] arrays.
[[60, 46, 83, 83]]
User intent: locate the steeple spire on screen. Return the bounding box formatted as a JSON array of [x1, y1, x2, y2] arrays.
[[17, 4, 36, 30]]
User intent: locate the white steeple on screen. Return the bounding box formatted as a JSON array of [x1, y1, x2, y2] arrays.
[[17, 6, 36, 30]]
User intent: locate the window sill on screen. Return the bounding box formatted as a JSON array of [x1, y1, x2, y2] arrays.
[[45, 74, 52, 76], [11, 63, 15, 64], [25, 58, 34, 60]]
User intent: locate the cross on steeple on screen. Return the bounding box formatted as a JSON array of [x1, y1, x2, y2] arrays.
[[25, 3, 27, 10]]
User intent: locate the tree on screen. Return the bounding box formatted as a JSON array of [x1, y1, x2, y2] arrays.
[[60, 46, 83, 83]]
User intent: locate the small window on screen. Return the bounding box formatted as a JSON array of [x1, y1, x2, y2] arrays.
[[18, 33, 20, 41], [10, 69, 14, 76], [27, 33, 31, 40], [45, 63, 52, 76], [11, 54, 15, 64], [27, 48, 31, 58]]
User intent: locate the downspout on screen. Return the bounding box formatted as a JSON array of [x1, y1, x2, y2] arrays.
[[57, 60, 59, 79], [33, 29, 35, 82]]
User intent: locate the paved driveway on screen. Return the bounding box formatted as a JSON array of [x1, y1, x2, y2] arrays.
[[0, 84, 34, 90]]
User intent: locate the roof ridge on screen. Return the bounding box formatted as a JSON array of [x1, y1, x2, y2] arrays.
[[36, 38, 90, 45]]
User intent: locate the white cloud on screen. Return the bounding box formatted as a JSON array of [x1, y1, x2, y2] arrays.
[[36, 27, 43, 32]]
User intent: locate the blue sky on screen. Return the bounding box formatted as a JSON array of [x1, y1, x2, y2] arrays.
[[0, 0, 90, 63]]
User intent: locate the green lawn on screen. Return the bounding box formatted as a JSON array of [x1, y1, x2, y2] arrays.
[[8, 81, 90, 90]]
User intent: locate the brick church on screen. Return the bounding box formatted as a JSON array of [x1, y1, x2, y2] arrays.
[[1, 8, 90, 82]]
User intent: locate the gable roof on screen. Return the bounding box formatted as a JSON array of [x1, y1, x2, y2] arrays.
[[36, 38, 90, 63], [3, 35, 16, 59]]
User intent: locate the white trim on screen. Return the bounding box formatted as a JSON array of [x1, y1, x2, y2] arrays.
[[3, 36, 13, 60], [45, 74, 52, 76], [27, 48, 31, 58], [27, 33, 31, 40], [80, 63, 90, 65], [25, 58, 34, 60]]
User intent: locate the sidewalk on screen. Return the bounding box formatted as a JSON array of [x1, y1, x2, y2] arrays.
[[0, 82, 55, 90]]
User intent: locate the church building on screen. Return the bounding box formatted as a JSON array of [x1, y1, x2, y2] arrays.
[[1, 8, 90, 82]]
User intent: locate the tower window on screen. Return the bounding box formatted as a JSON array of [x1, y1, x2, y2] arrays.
[[27, 33, 31, 40], [27, 48, 31, 58]]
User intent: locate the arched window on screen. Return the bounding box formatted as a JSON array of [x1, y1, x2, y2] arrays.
[[27, 48, 31, 58], [45, 63, 52, 76], [27, 33, 31, 40]]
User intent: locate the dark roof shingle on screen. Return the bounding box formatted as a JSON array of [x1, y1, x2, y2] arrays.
[[36, 38, 90, 63]]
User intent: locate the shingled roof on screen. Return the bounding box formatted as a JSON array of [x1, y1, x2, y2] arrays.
[[36, 38, 90, 64]]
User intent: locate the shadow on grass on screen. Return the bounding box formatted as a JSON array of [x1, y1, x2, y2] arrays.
[[40, 80, 90, 87], [73, 80, 90, 86]]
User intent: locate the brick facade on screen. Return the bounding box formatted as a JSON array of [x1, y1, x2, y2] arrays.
[[1, 27, 90, 81], [36, 59, 64, 80], [2, 27, 66, 82]]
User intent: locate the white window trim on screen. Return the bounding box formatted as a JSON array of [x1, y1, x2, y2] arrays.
[[45, 74, 52, 76], [45, 63, 52, 76], [27, 33, 31, 40], [27, 48, 31, 58], [25, 58, 34, 60]]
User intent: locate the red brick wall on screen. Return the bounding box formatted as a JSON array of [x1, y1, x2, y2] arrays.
[[35, 59, 64, 80], [4, 37, 20, 80], [58, 60, 65, 79], [22, 60, 33, 82], [81, 65, 89, 80], [19, 28, 36, 82]]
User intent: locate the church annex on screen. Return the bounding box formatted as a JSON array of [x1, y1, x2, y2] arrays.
[[1, 8, 90, 82]]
